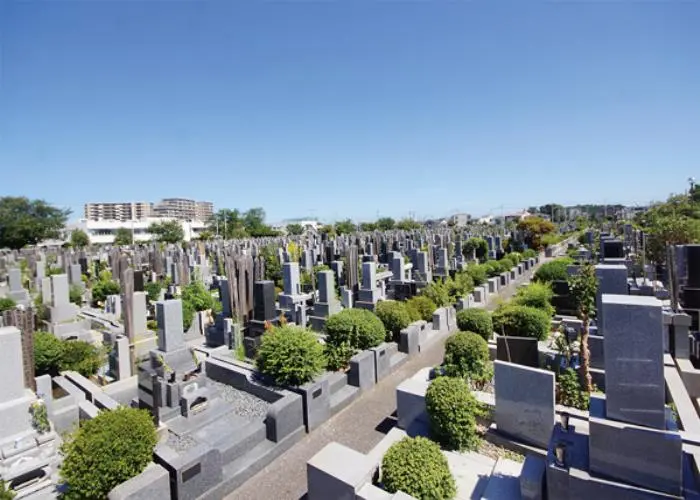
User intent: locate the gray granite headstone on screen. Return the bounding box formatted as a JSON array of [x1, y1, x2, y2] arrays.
[[494, 360, 555, 448], [156, 300, 185, 352], [601, 294, 665, 429]]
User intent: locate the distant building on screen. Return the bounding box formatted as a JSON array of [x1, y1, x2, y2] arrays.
[[84, 202, 152, 222], [84, 198, 213, 222], [450, 213, 472, 227], [73, 217, 208, 244]]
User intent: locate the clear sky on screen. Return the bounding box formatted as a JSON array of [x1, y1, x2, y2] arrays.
[[1, 1, 698, 223]]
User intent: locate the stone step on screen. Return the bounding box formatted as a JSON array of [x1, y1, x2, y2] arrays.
[[480, 457, 523, 500], [330, 384, 361, 416], [327, 371, 349, 395]]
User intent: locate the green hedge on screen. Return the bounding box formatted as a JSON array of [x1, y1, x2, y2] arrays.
[[533, 257, 573, 283], [455, 308, 493, 341], [60, 408, 157, 500], [325, 308, 386, 350], [443, 332, 491, 383], [492, 304, 551, 340], [426, 376, 481, 451], [256, 325, 325, 386], [382, 436, 456, 500]]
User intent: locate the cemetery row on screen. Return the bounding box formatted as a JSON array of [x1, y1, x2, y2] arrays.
[[0, 227, 570, 499], [305, 229, 700, 500]]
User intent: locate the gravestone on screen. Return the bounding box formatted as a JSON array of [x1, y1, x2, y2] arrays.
[[601, 294, 665, 429], [494, 360, 555, 448], [496, 336, 539, 368]]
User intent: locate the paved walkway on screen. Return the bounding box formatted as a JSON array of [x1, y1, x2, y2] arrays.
[[228, 267, 542, 500]]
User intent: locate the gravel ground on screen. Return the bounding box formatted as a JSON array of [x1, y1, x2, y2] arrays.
[[208, 379, 270, 420]]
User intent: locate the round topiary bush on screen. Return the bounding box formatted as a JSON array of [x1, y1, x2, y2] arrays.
[[381, 436, 456, 500], [325, 308, 386, 350], [492, 304, 551, 340], [425, 376, 481, 451], [256, 325, 325, 386], [376, 300, 412, 342], [406, 295, 437, 322], [456, 309, 493, 341], [60, 407, 157, 500], [443, 332, 491, 382]]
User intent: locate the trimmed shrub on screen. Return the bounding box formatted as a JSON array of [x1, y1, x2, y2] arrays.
[[533, 257, 573, 283], [34, 332, 65, 377], [325, 308, 386, 350], [426, 376, 481, 451], [492, 304, 551, 340], [60, 340, 105, 377], [443, 332, 491, 383], [324, 342, 356, 372], [557, 368, 590, 410], [522, 248, 538, 259], [0, 297, 16, 313], [381, 436, 456, 500], [455, 309, 493, 341], [465, 263, 487, 286], [512, 282, 555, 317], [406, 295, 437, 322], [256, 325, 325, 386], [60, 407, 157, 500], [421, 281, 451, 307], [376, 300, 413, 342]]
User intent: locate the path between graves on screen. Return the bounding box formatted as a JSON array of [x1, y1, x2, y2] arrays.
[[228, 263, 549, 500]]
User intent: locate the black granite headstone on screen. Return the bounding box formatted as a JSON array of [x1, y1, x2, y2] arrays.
[[133, 270, 144, 292], [496, 336, 539, 368], [686, 245, 700, 288], [253, 280, 276, 321]]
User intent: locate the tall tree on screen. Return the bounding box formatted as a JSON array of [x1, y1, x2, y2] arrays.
[[335, 219, 356, 235], [148, 220, 184, 244], [568, 262, 597, 392], [0, 197, 70, 249], [516, 216, 556, 250], [376, 217, 396, 231], [286, 223, 304, 235]]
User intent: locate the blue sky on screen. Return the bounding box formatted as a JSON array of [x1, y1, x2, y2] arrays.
[[1, 1, 699, 223]]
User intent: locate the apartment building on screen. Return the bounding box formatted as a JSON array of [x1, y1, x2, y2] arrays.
[[84, 202, 152, 222]]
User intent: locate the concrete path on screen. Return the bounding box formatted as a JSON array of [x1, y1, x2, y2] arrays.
[[228, 267, 542, 500]]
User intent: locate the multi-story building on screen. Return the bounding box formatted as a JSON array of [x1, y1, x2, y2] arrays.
[[195, 201, 214, 221], [84, 198, 213, 222], [84, 202, 152, 222]]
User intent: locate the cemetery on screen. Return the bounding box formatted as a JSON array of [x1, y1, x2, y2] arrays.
[[3, 201, 700, 500]]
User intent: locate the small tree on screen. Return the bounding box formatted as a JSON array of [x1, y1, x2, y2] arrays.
[[60, 407, 157, 499], [70, 229, 90, 248], [567, 262, 597, 393], [256, 325, 325, 386], [69, 285, 83, 306], [492, 304, 550, 340], [113, 227, 133, 246], [376, 217, 396, 231], [512, 282, 555, 317]]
